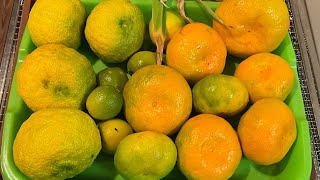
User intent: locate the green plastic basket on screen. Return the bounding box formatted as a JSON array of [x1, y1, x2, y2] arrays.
[[1, 0, 312, 179]]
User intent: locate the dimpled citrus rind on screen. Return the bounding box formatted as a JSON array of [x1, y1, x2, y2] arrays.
[[17, 44, 96, 112], [85, 0, 145, 63], [28, 0, 86, 49], [123, 65, 192, 135], [13, 108, 102, 179]]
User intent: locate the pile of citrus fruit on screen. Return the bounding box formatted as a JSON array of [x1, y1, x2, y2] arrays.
[[13, 0, 297, 179]]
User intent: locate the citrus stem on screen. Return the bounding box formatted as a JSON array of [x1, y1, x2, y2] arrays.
[[177, 0, 194, 23], [152, 0, 167, 65]]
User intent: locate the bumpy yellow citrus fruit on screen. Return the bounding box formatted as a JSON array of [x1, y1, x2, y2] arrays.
[[28, 0, 86, 49], [17, 44, 96, 112], [98, 119, 133, 155], [13, 108, 101, 180], [175, 114, 242, 180], [114, 131, 177, 180], [214, 0, 290, 58], [85, 0, 145, 63], [193, 74, 249, 117], [238, 98, 296, 165], [166, 23, 227, 85], [234, 53, 294, 102], [123, 65, 192, 135]]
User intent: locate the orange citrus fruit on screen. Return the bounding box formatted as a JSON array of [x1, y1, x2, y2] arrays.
[[123, 65, 192, 135], [237, 98, 297, 165], [213, 0, 290, 58], [166, 22, 227, 85], [234, 52, 294, 102], [175, 114, 242, 180]]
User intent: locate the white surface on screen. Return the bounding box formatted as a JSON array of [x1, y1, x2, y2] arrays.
[[305, 0, 320, 57]]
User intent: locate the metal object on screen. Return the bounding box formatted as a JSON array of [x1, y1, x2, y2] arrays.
[[0, 0, 320, 179], [287, 0, 320, 179], [0, 0, 24, 129]]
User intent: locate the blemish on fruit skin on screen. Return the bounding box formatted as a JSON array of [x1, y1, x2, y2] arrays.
[[115, 128, 118, 132], [51, 171, 60, 177], [53, 84, 70, 96], [152, 102, 158, 107], [42, 79, 50, 89], [51, 162, 75, 177], [118, 17, 133, 37], [119, 18, 128, 28], [62, 164, 74, 171]]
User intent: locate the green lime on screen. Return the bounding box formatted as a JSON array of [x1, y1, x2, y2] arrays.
[[97, 67, 128, 93], [98, 119, 134, 154], [86, 86, 123, 120], [127, 51, 157, 74]]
